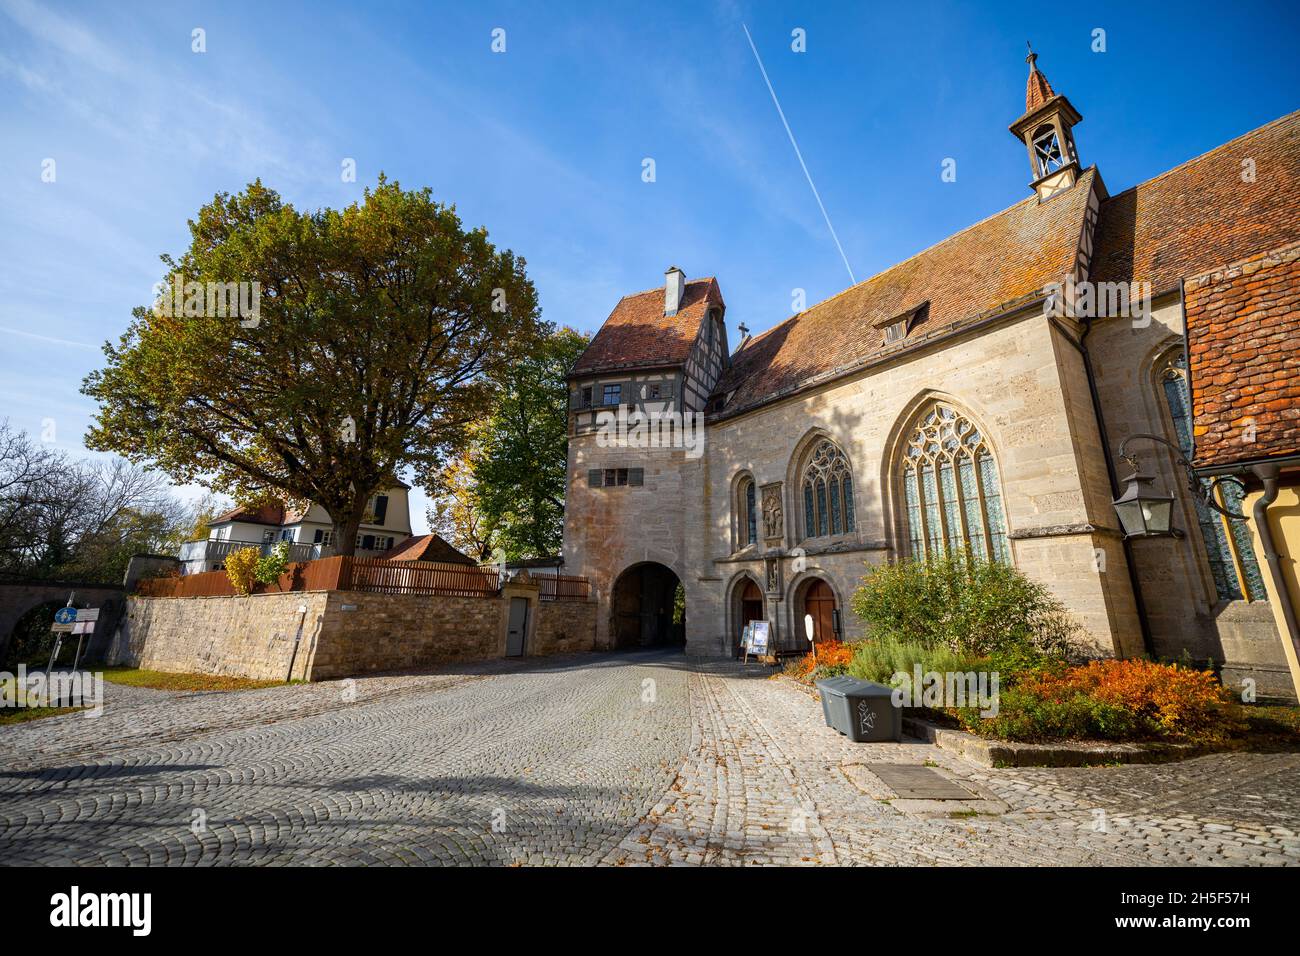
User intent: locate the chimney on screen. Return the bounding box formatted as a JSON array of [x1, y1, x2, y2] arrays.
[[664, 265, 686, 317]]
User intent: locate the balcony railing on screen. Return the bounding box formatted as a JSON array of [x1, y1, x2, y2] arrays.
[[179, 538, 323, 569]]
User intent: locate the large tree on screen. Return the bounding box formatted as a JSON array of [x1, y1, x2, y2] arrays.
[[83, 178, 539, 554], [428, 326, 588, 561]]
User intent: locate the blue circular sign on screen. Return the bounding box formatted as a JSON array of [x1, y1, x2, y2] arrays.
[[54, 607, 78, 625]]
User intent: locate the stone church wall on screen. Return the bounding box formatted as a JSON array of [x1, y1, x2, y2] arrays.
[[1089, 293, 1291, 697], [681, 307, 1141, 657]]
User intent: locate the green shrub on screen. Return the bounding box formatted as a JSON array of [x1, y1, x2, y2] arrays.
[[953, 687, 1140, 742], [851, 556, 1085, 660], [253, 541, 291, 588], [848, 634, 987, 686]]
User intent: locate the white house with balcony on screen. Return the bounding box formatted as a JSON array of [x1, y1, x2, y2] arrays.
[[179, 484, 414, 574]]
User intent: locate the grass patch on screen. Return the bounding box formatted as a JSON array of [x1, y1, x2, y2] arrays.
[[0, 703, 81, 725], [0, 677, 82, 725], [99, 668, 285, 692]]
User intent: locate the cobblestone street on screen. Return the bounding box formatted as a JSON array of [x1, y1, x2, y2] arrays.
[[1, 650, 1297, 866]]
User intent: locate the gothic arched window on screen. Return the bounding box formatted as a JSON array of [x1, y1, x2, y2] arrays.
[[899, 402, 1008, 563], [1159, 351, 1266, 602], [800, 440, 854, 539], [740, 477, 757, 547]]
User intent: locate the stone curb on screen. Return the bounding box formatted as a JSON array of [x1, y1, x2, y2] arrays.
[[900, 716, 1238, 768], [776, 676, 1238, 769]]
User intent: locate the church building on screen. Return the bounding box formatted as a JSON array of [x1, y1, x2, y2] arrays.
[[562, 52, 1300, 701]]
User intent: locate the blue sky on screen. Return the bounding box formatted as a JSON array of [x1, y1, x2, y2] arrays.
[[2, 0, 1297, 533]]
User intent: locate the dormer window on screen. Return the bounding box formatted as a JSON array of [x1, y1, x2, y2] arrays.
[[876, 302, 926, 346], [1032, 125, 1065, 177]]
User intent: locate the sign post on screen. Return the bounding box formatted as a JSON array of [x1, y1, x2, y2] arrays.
[[70, 609, 100, 673], [48, 601, 79, 675]]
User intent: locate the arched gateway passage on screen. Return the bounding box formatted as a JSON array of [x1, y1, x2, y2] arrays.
[[610, 562, 685, 650]]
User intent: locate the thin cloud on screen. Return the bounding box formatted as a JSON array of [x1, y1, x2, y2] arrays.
[[0, 325, 100, 350]]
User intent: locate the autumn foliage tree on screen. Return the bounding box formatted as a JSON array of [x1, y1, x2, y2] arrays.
[[427, 326, 589, 561], [83, 178, 540, 554]]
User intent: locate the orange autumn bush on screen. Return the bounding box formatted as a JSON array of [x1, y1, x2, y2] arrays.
[[1028, 659, 1242, 739], [784, 641, 854, 682], [959, 657, 1245, 743]]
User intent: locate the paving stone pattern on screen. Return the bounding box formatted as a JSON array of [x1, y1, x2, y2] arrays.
[[1, 652, 1297, 866]]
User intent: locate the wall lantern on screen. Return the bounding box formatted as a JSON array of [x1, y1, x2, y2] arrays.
[[1112, 471, 1176, 538], [1112, 433, 1246, 539]]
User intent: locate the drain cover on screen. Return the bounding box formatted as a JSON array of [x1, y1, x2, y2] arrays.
[[865, 764, 975, 800]]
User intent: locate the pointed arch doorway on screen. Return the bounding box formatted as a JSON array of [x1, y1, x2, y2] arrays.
[[799, 578, 838, 644], [734, 578, 765, 656]]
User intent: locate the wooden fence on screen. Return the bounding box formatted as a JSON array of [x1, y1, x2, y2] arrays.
[[344, 558, 500, 596], [537, 573, 591, 602], [134, 556, 588, 601]]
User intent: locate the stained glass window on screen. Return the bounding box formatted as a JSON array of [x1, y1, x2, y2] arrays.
[[900, 402, 1010, 563], [1160, 352, 1267, 602], [800, 440, 855, 539], [743, 479, 757, 546]]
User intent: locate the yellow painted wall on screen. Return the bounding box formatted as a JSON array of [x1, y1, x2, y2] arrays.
[[1244, 485, 1300, 700]]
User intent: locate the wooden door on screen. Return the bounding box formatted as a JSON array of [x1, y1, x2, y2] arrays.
[[804, 580, 836, 643]]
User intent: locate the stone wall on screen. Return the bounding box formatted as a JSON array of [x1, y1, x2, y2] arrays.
[[120, 591, 328, 681], [117, 589, 599, 681], [1090, 292, 1289, 692], [533, 599, 600, 656]]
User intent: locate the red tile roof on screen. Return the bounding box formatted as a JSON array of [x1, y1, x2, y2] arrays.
[[379, 534, 477, 565], [712, 167, 1097, 417], [571, 277, 724, 376], [1091, 111, 1300, 293], [210, 503, 300, 527], [1187, 240, 1300, 469]]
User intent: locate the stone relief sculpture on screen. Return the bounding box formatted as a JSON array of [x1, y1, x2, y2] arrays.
[[761, 485, 783, 540]]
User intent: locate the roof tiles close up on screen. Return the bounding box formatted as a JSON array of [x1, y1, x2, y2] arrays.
[[1091, 111, 1300, 293], [1186, 241, 1300, 469], [712, 167, 1097, 417]]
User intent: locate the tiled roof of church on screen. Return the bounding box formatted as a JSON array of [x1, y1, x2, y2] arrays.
[[1091, 110, 1300, 293], [571, 277, 723, 376], [1185, 241, 1300, 470], [711, 166, 1097, 418]]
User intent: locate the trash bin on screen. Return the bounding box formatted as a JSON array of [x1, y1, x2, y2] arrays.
[[815, 676, 901, 742]]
